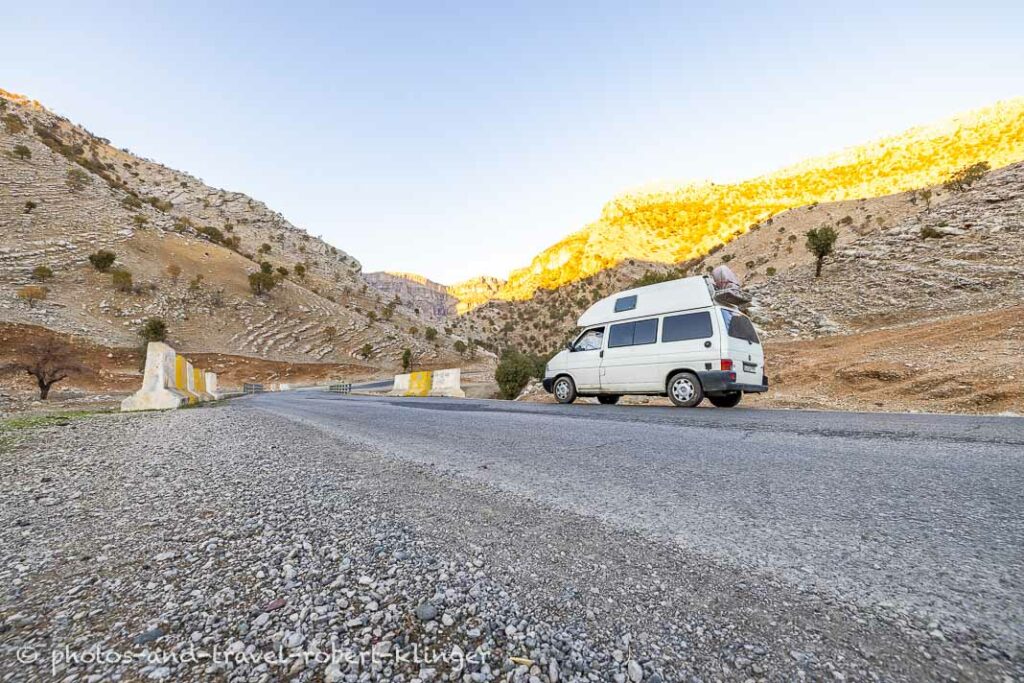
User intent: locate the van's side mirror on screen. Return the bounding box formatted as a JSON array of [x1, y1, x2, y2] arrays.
[[565, 341, 574, 351]]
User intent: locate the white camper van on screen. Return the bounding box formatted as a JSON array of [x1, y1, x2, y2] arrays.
[[542, 276, 768, 408]]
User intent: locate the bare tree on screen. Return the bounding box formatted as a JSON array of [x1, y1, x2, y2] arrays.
[[5, 337, 85, 399]]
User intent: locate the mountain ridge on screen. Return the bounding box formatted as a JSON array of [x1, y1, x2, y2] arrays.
[[456, 98, 1024, 307]]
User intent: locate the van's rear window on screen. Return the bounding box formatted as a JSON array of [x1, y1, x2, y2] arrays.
[[721, 310, 760, 344]]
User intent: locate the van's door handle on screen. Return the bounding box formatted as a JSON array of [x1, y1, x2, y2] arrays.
[[599, 350, 604, 358]]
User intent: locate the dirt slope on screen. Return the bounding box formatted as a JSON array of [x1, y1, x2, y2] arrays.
[[1, 88, 483, 375]]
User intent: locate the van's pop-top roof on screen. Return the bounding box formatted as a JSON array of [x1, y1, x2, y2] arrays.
[[577, 276, 716, 327]]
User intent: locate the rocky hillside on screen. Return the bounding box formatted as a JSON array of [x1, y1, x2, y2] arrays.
[[0, 89, 476, 373], [457, 99, 1024, 308], [468, 161, 1024, 350], [472, 161, 1024, 413]]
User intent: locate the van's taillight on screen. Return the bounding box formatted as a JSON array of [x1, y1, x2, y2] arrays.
[[721, 359, 733, 371]]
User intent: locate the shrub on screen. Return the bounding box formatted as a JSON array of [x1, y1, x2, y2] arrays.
[[138, 317, 168, 343], [424, 327, 438, 342], [454, 340, 467, 356], [294, 263, 306, 278], [189, 274, 204, 290], [276, 266, 289, 279], [248, 270, 277, 295], [920, 226, 944, 239], [3, 113, 25, 134], [401, 348, 412, 372], [23, 200, 37, 214], [132, 214, 149, 228], [258, 243, 272, 254], [121, 195, 144, 210], [31, 265, 53, 281], [323, 325, 336, 341], [12, 144, 31, 160], [88, 249, 117, 272], [66, 168, 91, 192], [944, 162, 990, 192], [358, 343, 374, 359], [765, 267, 777, 276], [260, 261, 273, 274], [145, 196, 172, 212], [805, 225, 838, 277], [495, 350, 546, 400], [198, 225, 224, 244], [17, 285, 48, 308], [632, 269, 684, 288], [721, 254, 733, 263], [111, 269, 133, 293], [166, 263, 182, 282]]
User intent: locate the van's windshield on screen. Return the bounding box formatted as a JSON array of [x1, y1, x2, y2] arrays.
[[720, 309, 760, 344]]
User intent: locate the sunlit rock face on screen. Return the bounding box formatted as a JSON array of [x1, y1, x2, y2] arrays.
[[447, 276, 504, 314], [464, 99, 1024, 305]]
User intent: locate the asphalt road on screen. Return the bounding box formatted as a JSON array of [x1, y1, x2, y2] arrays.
[[252, 392, 1024, 652]]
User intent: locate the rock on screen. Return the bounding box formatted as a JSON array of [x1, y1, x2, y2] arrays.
[[133, 627, 164, 645], [627, 659, 643, 681], [415, 603, 439, 622]]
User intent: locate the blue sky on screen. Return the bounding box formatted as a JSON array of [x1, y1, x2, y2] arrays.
[[4, 1, 1023, 283]]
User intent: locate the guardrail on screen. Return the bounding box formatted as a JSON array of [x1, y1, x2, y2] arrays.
[[328, 383, 352, 394], [243, 383, 265, 395]]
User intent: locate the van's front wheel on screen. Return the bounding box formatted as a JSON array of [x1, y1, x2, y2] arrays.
[[553, 376, 577, 404], [667, 372, 703, 408], [708, 392, 742, 408]]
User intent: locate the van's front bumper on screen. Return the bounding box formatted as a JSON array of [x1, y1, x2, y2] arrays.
[[697, 370, 769, 395], [541, 378, 554, 393]]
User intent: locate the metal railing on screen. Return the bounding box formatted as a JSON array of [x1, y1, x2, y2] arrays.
[[328, 383, 352, 394], [242, 383, 265, 395]]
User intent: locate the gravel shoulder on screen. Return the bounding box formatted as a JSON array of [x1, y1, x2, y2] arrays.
[[1, 404, 1021, 681]]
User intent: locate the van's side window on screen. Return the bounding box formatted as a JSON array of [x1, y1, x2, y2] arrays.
[[662, 311, 713, 342], [608, 318, 659, 348], [573, 327, 604, 351]]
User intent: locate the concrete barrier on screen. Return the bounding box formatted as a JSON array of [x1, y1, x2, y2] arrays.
[[428, 368, 466, 398], [193, 366, 215, 401], [121, 343, 189, 411], [407, 371, 432, 397], [174, 355, 199, 404], [122, 343, 220, 412], [389, 368, 464, 398], [389, 373, 411, 396], [205, 372, 219, 399]]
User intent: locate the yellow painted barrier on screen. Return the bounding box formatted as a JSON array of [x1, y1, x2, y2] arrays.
[[406, 371, 432, 397], [175, 356, 199, 404]]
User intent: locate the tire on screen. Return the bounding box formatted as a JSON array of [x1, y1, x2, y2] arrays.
[[667, 371, 704, 408], [597, 395, 620, 405], [708, 392, 742, 408], [552, 376, 577, 404]]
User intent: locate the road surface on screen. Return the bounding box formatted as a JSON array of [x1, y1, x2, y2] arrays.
[[253, 392, 1024, 652]]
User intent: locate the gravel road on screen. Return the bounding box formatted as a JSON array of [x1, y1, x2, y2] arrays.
[[1, 396, 1022, 681]]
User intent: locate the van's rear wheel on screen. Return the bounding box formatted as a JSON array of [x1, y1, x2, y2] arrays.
[[553, 376, 577, 404], [597, 395, 620, 405], [708, 392, 742, 408], [667, 372, 703, 408]]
